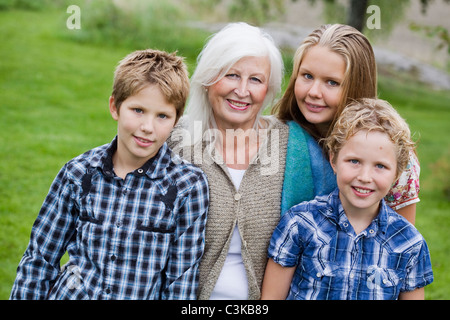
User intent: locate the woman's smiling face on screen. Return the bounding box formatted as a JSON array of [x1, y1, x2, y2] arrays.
[[207, 56, 270, 131]]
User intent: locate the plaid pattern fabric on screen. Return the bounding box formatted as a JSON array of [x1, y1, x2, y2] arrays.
[[10, 138, 209, 300], [268, 189, 433, 300]]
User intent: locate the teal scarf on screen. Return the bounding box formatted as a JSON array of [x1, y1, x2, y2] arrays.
[[281, 121, 337, 215]]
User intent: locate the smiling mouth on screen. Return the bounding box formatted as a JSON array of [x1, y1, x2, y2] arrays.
[[227, 99, 250, 110], [305, 101, 326, 111], [352, 186, 374, 195], [134, 136, 154, 147]]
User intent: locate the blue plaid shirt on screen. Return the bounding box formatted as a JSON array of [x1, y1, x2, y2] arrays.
[[268, 189, 433, 300], [10, 138, 209, 300]]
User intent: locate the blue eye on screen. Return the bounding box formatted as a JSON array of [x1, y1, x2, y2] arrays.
[[304, 73, 313, 80], [134, 108, 143, 114], [376, 164, 386, 169], [328, 80, 339, 86]]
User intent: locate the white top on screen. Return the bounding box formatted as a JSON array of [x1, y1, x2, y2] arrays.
[[210, 167, 248, 300], [227, 167, 246, 190]]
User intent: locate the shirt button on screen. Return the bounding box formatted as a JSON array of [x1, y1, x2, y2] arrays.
[[369, 229, 375, 234], [343, 222, 349, 228], [234, 193, 241, 201], [383, 279, 388, 284], [111, 255, 116, 261], [137, 168, 144, 174], [316, 272, 322, 278]]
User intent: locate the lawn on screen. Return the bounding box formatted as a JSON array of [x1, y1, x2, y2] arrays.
[[0, 8, 132, 299], [1, 7, 449, 300]]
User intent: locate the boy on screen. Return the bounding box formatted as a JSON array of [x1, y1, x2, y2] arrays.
[[10, 49, 209, 300], [261, 98, 433, 300]]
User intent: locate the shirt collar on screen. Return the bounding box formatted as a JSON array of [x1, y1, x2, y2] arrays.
[[375, 199, 390, 234], [320, 188, 389, 236], [90, 136, 171, 179]]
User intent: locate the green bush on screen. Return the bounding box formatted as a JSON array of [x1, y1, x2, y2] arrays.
[[68, 0, 208, 60], [0, 0, 62, 11]]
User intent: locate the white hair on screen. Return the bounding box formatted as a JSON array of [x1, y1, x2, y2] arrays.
[[184, 22, 284, 144]]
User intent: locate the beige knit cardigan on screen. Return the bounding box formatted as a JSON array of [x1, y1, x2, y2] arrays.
[[169, 116, 289, 299]]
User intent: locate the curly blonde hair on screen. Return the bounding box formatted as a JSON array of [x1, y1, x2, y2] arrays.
[[324, 98, 416, 180]]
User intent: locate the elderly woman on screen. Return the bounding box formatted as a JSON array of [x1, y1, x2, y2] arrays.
[[170, 22, 287, 299]]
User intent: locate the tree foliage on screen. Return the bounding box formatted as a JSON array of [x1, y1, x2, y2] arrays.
[[193, 0, 449, 43]]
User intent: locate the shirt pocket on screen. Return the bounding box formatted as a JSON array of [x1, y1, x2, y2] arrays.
[[294, 256, 341, 299], [78, 194, 103, 225], [136, 206, 176, 234], [366, 265, 404, 299], [76, 194, 106, 256]]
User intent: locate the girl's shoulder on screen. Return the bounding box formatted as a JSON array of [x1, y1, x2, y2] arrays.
[[385, 151, 420, 210]]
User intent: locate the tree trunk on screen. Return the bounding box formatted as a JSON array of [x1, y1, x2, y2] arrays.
[[347, 0, 369, 32]]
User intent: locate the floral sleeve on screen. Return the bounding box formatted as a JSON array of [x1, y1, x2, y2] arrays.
[[385, 151, 420, 210]]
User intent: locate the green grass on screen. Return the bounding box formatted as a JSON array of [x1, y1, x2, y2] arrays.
[[1, 7, 449, 300], [0, 9, 121, 298], [377, 74, 450, 300]]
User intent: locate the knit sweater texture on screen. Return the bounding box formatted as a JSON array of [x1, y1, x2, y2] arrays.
[[169, 116, 289, 299]]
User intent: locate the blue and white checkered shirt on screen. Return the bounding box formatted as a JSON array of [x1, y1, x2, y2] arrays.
[[10, 137, 209, 300], [268, 189, 433, 300]]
